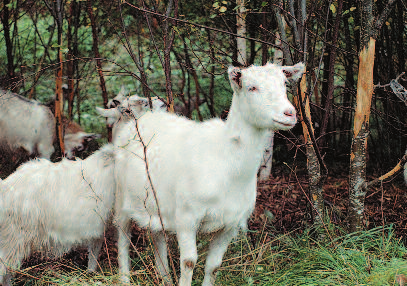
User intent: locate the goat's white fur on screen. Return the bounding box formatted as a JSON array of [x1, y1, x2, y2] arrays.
[[0, 145, 116, 286], [96, 94, 165, 144], [113, 62, 305, 285], [0, 90, 55, 159]]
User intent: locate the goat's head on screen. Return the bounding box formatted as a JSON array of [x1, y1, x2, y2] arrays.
[[107, 85, 128, 108], [64, 132, 101, 159], [228, 62, 304, 130], [97, 95, 166, 127]]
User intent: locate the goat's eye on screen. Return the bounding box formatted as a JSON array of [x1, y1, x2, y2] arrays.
[[248, 86, 257, 92]]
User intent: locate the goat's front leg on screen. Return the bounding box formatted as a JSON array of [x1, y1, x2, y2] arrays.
[[201, 227, 238, 286], [177, 230, 197, 286], [0, 272, 12, 286], [0, 254, 11, 286], [151, 231, 173, 285], [0, 248, 21, 286], [87, 237, 103, 272], [117, 218, 132, 284]]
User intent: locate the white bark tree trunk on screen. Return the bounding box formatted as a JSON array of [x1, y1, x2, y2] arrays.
[[258, 33, 283, 180], [236, 0, 246, 66]]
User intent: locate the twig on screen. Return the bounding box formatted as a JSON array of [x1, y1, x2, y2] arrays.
[[129, 110, 178, 285], [364, 154, 407, 189], [123, 1, 303, 52]]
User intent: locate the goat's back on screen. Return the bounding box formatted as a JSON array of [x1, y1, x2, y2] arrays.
[[0, 90, 55, 156], [0, 145, 116, 255]]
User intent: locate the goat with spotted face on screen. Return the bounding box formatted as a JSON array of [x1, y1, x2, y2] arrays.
[[114, 62, 304, 286], [96, 94, 166, 145]]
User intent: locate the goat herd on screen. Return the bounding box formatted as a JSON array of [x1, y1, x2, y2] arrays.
[[0, 62, 304, 286]]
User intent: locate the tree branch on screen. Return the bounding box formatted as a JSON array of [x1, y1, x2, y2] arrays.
[[365, 153, 407, 189]]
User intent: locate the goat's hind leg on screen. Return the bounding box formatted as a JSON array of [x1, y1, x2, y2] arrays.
[[151, 231, 172, 285], [0, 250, 13, 286], [117, 218, 132, 284], [0, 272, 12, 286], [87, 237, 104, 273], [201, 227, 238, 286]]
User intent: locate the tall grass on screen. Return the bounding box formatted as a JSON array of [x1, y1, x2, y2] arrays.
[[14, 224, 407, 285], [211, 225, 407, 286]]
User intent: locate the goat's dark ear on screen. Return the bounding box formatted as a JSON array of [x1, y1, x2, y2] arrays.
[[228, 66, 243, 90], [281, 62, 305, 81], [83, 133, 100, 142], [112, 99, 120, 107]]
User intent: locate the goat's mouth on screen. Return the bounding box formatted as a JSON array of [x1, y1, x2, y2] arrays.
[[273, 119, 296, 128]]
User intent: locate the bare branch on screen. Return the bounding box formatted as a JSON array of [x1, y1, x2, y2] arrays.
[[124, 2, 295, 51], [128, 110, 178, 285], [365, 154, 407, 189]]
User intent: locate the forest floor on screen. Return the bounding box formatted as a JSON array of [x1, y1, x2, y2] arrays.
[[10, 164, 407, 285], [253, 164, 407, 238]]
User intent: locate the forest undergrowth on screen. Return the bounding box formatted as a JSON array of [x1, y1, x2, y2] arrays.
[[11, 165, 407, 286]]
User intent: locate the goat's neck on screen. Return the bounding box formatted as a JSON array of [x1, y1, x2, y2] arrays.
[[225, 95, 269, 167]]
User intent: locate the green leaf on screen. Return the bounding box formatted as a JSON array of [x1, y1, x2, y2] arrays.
[[261, 1, 268, 7], [213, 2, 219, 8], [330, 3, 336, 14], [350, 7, 356, 12], [265, 210, 275, 221], [210, 14, 217, 18]]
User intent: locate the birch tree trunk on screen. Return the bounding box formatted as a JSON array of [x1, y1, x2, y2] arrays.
[[348, 38, 375, 232], [258, 131, 274, 180], [298, 72, 325, 225], [258, 33, 283, 180], [163, 0, 178, 112], [274, 0, 326, 225], [236, 0, 246, 66], [348, 0, 396, 232]]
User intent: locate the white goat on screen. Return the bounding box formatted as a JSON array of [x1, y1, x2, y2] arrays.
[[96, 94, 165, 145], [61, 117, 101, 159], [0, 145, 116, 286], [113, 62, 305, 285], [0, 90, 55, 159]]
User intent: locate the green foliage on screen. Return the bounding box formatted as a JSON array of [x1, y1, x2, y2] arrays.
[[15, 225, 407, 285], [206, 225, 407, 286]]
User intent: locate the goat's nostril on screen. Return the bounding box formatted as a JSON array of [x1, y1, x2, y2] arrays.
[[284, 109, 296, 117]]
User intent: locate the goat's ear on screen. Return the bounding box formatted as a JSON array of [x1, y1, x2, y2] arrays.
[[133, 99, 149, 111], [281, 62, 305, 81], [111, 99, 120, 107], [228, 66, 243, 90], [96, 106, 120, 121], [82, 133, 101, 142], [117, 85, 128, 97]]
